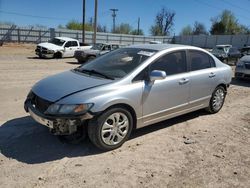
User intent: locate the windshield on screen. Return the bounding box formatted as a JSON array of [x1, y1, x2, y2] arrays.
[[75, 48, 157, 79], [49, 38, 65, 46], [212, 47, 226, 54], [91, 43, 104, 50]]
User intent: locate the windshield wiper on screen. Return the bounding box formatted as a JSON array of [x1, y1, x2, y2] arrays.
[[76, 68, 114, 80]]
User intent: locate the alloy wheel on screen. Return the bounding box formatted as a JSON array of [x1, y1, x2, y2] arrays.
[[101, 112, 129, 145]]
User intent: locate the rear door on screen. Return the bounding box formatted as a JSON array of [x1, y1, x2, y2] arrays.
[[187, 50, 217, 107]]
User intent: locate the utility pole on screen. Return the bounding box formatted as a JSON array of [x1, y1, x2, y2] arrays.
[[82, 0, 86, 43], [93, 0, 98, 44], [137, 17, 140, 35], [110, 8, 118, 33]]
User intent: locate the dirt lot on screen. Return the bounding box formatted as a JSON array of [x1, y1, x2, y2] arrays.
[[0, 43, 249, 188]]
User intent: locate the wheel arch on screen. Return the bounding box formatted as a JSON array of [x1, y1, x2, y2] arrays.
[[54, 51, 63, 58], [216, 83, 228, 92], [101, 103, 137, 130]]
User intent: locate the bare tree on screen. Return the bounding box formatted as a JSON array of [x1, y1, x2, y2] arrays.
[[192, 21, 208, 35], [150, 7, 175, 36]]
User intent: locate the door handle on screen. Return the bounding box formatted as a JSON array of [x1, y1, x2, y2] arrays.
[[209, 72, 216, 78], [179, 78, 189, 85]]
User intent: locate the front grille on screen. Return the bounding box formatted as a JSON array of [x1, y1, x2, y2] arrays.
[[30, 92, 52, 113], [245, 63, 250, 69], [35, 46, 48, 54]]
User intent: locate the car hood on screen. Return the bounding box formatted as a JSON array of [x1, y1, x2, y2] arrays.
[[84, 49, 100, 54], [32, 70, 114, 102], [38, 42, 64, 51]]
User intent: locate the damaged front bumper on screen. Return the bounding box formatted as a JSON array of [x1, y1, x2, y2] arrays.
[[24, 100, 94, 135]]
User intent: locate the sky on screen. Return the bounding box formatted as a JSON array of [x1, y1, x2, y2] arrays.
[[0, 0, 250, 36]]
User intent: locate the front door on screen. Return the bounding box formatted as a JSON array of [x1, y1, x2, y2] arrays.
[[142, 50, 190, 126], [63, 41, 79, 57]]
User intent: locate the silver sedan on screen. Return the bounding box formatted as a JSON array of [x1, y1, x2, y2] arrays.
[[24, 44, 232, 150], [235, 55, 250, 79]]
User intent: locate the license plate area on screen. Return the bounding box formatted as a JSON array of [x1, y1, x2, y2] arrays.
[[29, 108, 54, 129]]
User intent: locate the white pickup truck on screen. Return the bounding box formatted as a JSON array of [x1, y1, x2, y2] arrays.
[[35, 37, 92, 58]]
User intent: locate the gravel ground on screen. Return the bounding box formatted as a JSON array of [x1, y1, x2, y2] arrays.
[[0, 43, 249, 188]]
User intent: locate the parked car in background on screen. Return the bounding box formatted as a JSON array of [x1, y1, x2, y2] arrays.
[[211, 44, 241, 64], [25, 44, 232, 150], [35, 37, 92, 58], [235, 55, 250, 79], [240, 46, 250, 57], [149, 41, 162, 44], [74, 43, 120, 63]]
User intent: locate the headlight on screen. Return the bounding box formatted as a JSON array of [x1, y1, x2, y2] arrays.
[[236, 61, 244, 67], [45, 103, 93, 115]]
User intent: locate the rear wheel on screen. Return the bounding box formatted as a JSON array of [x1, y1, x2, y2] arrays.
[[88, 107, 133, 150], [206, 86, 226, 114]]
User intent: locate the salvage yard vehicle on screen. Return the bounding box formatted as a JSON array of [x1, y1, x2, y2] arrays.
[[211, 44, 241, 65], [35, 37, 92, 58], [235, 55, 250, 79], [74, 43, 120, 63], [24, 44, 232, 150], [240, 46, 250, 57]]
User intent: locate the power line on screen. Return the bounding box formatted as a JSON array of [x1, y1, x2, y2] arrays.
[[221, 0, 249, 13], [0, 10, 68, 20], [193, 0, 250, 21]]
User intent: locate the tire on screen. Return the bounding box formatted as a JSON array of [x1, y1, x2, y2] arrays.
[[87, 56, 96, 62], [88, 107, 133, 151], [206, 86, 226, 114], [53, 52, 62, 59], [234, 73, 239, 80]]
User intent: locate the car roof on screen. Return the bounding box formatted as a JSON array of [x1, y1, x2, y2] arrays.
[[216, 44, 232, 47], [95, 43, 120, 45], [127, 43, 197, 51], [55, 37, 77, 41]]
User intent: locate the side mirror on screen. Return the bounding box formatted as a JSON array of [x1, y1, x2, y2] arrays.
[[149, 70, 167, 82]]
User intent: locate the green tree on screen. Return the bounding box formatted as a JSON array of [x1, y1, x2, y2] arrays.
[[179, 25, 192, 35], [150, 7, 175, 36], [114, 23, 133, 34], [130, 29, 144, 35], [210, 21, 225, 34], [65, 20, 94, 31], [210, 10, 248, 34]]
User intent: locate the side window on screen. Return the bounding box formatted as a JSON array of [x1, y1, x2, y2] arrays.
[[189, 50, 215, 71], [105, 45, 111, 50], [150, 51, 187, 76], [64, 42, 71, 48], [112, 45, 119, 50], [132, 67, 149, 82], [71, 41, 78, 47]]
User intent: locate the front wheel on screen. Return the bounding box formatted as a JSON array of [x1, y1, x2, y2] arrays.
[[88, 107, 133, 151], [206, 86, 226, 114]]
